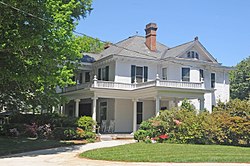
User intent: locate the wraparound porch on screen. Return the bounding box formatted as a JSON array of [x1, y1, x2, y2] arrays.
[[60, 86, 210, 133]]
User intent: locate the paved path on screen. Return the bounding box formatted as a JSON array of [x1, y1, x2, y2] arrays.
[[0, 140, 249, 166]]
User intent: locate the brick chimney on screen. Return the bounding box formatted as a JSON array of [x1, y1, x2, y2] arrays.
[[145, 23, 158, 51]]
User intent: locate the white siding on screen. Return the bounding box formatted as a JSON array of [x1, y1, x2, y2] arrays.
[[115, 60, 158, 83], [143, 100, 155, 120], [114, 99, 133, 132]]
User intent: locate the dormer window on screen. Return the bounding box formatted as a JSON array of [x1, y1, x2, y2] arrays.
[[187, 51, 199, 59]]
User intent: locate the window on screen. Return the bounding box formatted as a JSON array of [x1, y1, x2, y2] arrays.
[[187, 51, 199, 59], [162, 68, 167, 80], [85, 72, 90, 82], [131, 65, 148, 83], [100, 102, 107, 121], [199, 69, 204, 82], [98, 66, 109, 81], [211, 73, 215, 88], [137, 102, 143, 124], [136, 66, 143, 83], [182, 68, 190, 82]]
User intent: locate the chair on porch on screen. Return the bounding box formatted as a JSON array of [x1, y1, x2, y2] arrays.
[[101, 120, 108, 133], [108, 120, 115, 133]]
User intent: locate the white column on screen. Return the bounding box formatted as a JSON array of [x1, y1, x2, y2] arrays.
[[132, 99, 138, 133], [75, 99, 80, 117], [199, 98, 205, 111], [92, 97, 98, 122], [155, 96, 160, 116]]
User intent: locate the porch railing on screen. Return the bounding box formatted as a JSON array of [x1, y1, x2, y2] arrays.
[[61, 75, 204, 93], [63, 82, 91, 92]]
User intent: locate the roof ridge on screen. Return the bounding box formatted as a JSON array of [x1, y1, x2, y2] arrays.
[[168, 40, 194, 50]]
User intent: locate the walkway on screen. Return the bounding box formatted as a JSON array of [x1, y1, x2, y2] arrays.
[[0, 140, 249, 166]]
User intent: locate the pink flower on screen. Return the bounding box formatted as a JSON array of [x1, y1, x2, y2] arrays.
[[173, 119, 182, 125]]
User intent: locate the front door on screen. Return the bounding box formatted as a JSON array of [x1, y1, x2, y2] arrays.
[[99, 101, 107, 122]]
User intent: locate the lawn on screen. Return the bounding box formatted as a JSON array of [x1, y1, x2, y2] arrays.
[[0, 137, 76, 156], [80, 142, 250, 163]]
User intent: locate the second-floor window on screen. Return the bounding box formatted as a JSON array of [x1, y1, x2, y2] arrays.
[[98, 66, 109, 81], [182, 68, 190, 82], [199, 69, 204, 82], [211, 73, 215, 88], [131, 65, 148, 83], [162, 68, 167, 80]]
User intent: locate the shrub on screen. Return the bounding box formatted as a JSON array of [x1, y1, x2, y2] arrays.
[[24, 123, 39, 138], [64, 128, 77, 140], [84, 131, 96, 140], [135, 104, 250, 146], [1, 123, 25, 137], [134, 130, 149, 141], [77, 116, 96, 132]]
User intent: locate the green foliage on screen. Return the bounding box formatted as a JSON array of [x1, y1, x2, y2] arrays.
[[9, 113, 78, 127], [230, 56, 250, 100], [76, 36, 104, 53], [64, 128, 77, 140], [0, 0, 100, 111], [213, 99, 250, 117], [180, 99, 195, 111], [135, 101, 250, 146], [77, 116, 96, 132]]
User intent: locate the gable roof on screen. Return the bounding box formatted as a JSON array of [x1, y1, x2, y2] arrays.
[[98, 35, 169, 60], [161, 41, 194, 59], [161, 39, 218, 63], [83, 35, 219, 64]]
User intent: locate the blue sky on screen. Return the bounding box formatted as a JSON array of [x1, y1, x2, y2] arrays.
[[76, 0, 250, 66]]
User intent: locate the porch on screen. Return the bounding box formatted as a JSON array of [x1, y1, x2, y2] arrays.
[[59, 74, 212, 133]]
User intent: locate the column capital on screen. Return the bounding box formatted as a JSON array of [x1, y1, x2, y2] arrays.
[[154, 96, 161, 100], [132, 98, 139, 102], [75, 99, 80, 102], [91, 96, 98, 100]]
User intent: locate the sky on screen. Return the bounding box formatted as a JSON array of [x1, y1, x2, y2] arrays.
[[76, 0, 250, 67]]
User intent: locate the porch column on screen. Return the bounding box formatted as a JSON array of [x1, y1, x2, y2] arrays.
[[155, 96, 160, 116], [75, 99, 80, 117], [132, 99, 138, 133], [199, 98, 205, 110], [92, 97, 98, 122]]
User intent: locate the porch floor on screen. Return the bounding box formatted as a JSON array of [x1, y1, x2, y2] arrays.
[[99, 133, 134, 141]]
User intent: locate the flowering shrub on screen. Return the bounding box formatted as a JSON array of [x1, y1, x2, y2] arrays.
[[134, 99, 250, 146], [24, 123, 39, 138]]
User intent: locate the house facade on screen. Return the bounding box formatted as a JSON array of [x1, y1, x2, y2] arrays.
[[57, 23, 231, 133]]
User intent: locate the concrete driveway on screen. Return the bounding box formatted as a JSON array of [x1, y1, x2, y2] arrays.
[[0, 140, 249, 166]]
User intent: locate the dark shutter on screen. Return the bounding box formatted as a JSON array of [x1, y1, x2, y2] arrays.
[[131, 65, 136, 83], [105, 66, 109, 81], [144, 66, 148, 82], [98, 68, 101, 80]]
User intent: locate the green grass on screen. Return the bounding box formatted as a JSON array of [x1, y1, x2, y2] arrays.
[[80, 142, 250, 163], [0, 137, 75, 156]]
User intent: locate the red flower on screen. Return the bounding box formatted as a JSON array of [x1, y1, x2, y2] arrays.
[[159, 134, 169, 139]]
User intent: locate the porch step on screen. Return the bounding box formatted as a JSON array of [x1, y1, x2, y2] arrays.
[[100, 134, 134, 141]]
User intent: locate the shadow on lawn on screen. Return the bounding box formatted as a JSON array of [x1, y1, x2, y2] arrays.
[[0, 144, 84, 158]]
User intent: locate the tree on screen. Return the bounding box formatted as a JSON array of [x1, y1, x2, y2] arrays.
[[230, 56, 250, 100], [0, 0, 101, 111]]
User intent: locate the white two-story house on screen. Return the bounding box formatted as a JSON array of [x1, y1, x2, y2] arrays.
[[58, 23, 231, 133]]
